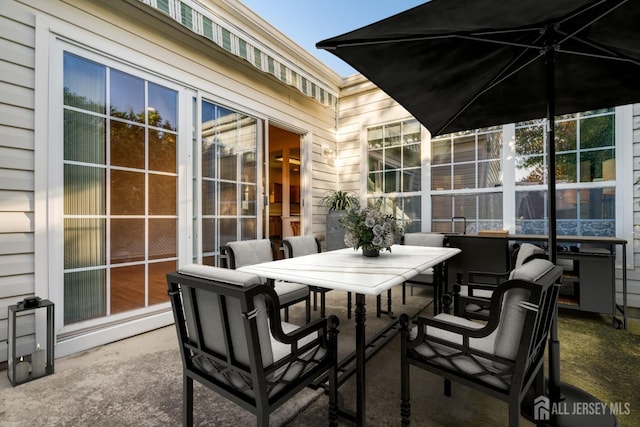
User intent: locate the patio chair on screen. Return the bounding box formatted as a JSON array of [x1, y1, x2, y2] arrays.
[[282, 236, 332, 318], [377, 232, 447, 318], [400, 258, 562, 427], [454, 242, 546, 320], [167, 265, 339, 427], [221, 239, 311, 323]]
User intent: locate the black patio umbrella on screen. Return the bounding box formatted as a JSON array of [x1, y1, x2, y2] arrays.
[[318, 0, 640, 425]]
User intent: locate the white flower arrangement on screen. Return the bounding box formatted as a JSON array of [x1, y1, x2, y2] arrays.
[[341, 201, 399, 253]]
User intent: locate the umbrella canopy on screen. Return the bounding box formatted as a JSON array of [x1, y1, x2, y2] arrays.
[[317, 0, 640, 136]]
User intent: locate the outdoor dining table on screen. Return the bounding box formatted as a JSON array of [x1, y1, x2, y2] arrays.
[[237, 244, 461, 426]]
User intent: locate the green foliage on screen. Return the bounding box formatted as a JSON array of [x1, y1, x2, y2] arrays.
[[320, 190, 360, 211]]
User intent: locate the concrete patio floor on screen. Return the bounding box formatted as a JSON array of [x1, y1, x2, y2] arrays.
[[1, 289, 639, 426]]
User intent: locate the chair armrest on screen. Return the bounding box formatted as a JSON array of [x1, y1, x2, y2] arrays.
[[257, 283, 338, 344], [413, 313, 498, 340]]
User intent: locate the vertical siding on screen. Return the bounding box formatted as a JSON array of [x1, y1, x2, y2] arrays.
[[0, 4, 37, 362]]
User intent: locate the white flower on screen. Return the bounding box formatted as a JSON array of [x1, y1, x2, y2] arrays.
[[365, 217, 376, 228], [372, 236, 384, 246], [373, 224, 383, 236]]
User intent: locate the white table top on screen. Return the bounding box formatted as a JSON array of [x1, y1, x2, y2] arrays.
[[237, 245, 461, 296]]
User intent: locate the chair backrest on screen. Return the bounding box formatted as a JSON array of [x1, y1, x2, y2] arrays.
[[493, 259, 553, 360], [402, 232, 445, 247], [282, 235, 321, 258], [513, 242, 546, 268], [223, 239, 275, 269], [169, 264, 276, 372]]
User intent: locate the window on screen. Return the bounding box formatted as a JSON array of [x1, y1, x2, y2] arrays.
[[199, 100, 259, 266], [431, 127, 503, 233], [63, 53, 178, 324], [366, 119, 422, 232], [515, 109, 615, 236]]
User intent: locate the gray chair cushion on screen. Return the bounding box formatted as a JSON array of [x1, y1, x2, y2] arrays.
[[178, 264, 274, 366], [283, 235, 319, 257], [227, 239, 273, 268], [514, 243, 545, 268], [274, 280, 310, 304], [412, 313, 506, 389], [403, 232, 445, 247], [495, 259, 554, 362]]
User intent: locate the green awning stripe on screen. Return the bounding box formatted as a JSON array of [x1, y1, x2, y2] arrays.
[[137, 0, 337, 108]]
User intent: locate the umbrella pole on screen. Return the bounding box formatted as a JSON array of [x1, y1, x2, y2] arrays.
[[543, 38, 616, 427], [545, 45, 563, 403]]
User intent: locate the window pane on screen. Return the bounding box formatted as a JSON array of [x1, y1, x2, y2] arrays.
[[555, 120, 576, 151], [403, 168, 421, 192], [431, 139, 451, 165], [401, 196, 421, 233], [149, 129, 176, 173], [202, 180, 216, 215], [148, 261, 175, 305], [515, 124, 544, 156], [516, 155, 544, 185], [64, 269, 106, 324], [64, 110, 105, 164], [202, 139, 217, 178], [455, 195, 477, 219], [110, 264, 145, 314], [202, 218, 216, 253], [241, 184, 256, 215], [432, 165, 451, 190], [111, 170, 145, 215], [149, 174, 176, 215], [403, 143, 421, 168], [384, 123, 401, 146], [149, 219, 176, 260], [64, 165, 105, 215], [241, 218, 257, 239], [385, 170, 400, 193], [368, 126, 383, 149], [368, 150, 384, 172], [110, 69, 144, 122], [580, 188, 615, 220], [478, 193, 502, 220], [556, 153, 577, 183], [580, 115, 614, 149], [477, 132, 502, 161], [220, 182, 237, 215], [516, 191, 545, 219], [431, 195, 452, 221], [110, 120, 144, 169], [453, 135, 475, 162], [64, 218, 105, 268], [403, 119, 421, 143], [385, 146, 402, 170], [220, 150, 237, 181], [110, 219, 145, 263], [453, 163, 475, 189], [241, 151, 257, 183], [478, 160, 501, 188], [63, 53, 106, 113], [368, 171, 383, 192], [148, 82, 178, 131], [580, 149, 615, 182], [557, 189, 578, 220], [220, 218, 238, 246]]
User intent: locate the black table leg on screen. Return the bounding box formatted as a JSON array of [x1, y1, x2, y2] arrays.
[[355, 293, 366, 426]]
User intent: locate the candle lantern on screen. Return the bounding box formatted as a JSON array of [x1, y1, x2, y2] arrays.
[[7, 297, 55, 386]]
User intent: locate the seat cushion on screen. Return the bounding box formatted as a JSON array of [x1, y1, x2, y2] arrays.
[[284, 236, 319, 257], [514, 243, 545, 268], [403, 232, 445, 247], [412, 313, 508, 389], [495, 259, 554, 362], [227, 239, 273, 268], [274, 280, 310, 305]]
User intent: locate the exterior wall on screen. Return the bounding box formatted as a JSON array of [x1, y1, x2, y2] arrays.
[[0, 0, 340, 361], [631, 104, 640, 308], [0, 2, 37, 363]]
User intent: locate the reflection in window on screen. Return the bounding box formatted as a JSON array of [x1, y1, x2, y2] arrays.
[[514, 109, 616, 236], [200, 100, 258, 264], [367, 119, 422, 231], [431, 127, 503, 233], [63, 52, 178, 324]]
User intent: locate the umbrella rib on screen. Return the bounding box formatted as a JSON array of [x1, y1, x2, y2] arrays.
[[556, 47, 640, 66]]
